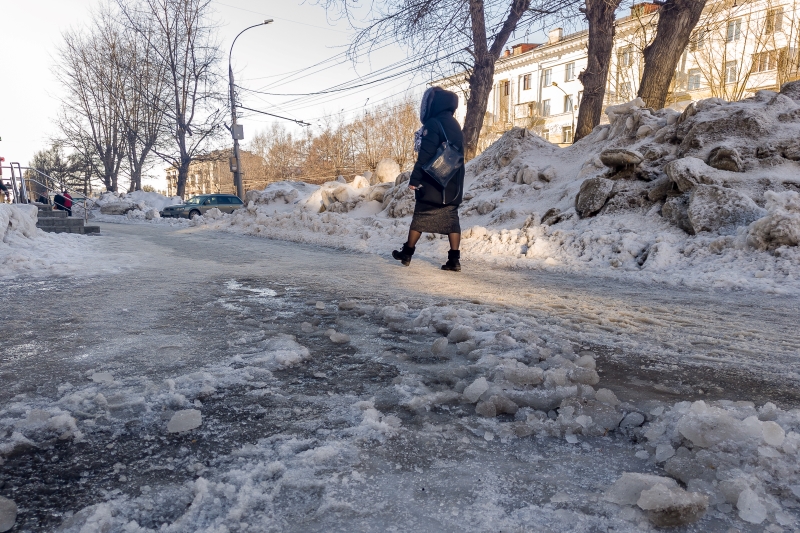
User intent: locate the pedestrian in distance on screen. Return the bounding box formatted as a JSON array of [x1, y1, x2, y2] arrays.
[[53, 191, 66, 213], [0, 180, 9, 203], [63, 190, 73, 217], [392, 86, 465, 271]]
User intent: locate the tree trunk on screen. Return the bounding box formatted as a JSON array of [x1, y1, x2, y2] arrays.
[[638, 0, 707, 109], [463, 55, 496, 161], [462, 0, 530, 161], [575, 0, 621, 142], [176, 155, 190, 199]]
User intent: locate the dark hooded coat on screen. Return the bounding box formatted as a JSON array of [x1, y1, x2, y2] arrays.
[[408, 88, 465, 208]]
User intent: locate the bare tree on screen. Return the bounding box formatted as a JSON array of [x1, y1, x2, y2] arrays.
[[637, 0, 707, 109], [117, 17, 168, 192], [118, 0, 224, 198], [574, 0, 623, 141], [316, 0, 586, 161], [56, 11, 127, 192]]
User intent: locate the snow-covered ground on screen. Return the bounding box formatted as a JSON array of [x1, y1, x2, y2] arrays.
[[10, 86, 800, 531], [0, 222, 797, 532], [0, 204, 129, 280]]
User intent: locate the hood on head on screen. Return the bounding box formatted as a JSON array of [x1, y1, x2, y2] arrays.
[[420, 87, 459, 123]]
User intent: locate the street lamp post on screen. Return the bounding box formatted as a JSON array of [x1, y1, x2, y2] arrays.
[[551, 81, 575, 145], [229, 19, 273, 201]]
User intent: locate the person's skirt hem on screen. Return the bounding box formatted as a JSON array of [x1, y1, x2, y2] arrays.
[[409, 204, 460, 234]]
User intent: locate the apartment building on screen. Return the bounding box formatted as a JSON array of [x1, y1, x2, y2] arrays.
[[446, 0, 800, 147], [165, 150, 269, 197]]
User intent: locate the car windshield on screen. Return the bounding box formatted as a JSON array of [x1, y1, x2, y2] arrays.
[[186, 197, 203, 205]]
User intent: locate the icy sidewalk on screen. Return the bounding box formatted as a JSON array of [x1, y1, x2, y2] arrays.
[[0, 275, 796, 532]]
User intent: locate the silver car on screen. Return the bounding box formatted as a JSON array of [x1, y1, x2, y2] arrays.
[[160, 194, 244, 219]]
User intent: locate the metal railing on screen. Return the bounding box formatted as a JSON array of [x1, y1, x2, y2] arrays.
[[0, 163, 98, 224]]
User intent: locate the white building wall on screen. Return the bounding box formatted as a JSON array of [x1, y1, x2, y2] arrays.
[[443, 0, 800, 148]]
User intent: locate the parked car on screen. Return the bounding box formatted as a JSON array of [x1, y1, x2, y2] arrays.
[[160, 194, 244, 219]]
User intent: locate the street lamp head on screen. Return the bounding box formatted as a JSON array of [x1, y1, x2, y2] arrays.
[[552, 81, 558, 86], [264, 19, 274, 24]]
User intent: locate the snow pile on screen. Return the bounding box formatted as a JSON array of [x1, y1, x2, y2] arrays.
[[0, 406, 83, 459], [634, 399, 800, 527], [0, 204, 38, 241], [193, 84, 800, 293], [91, 190, 183, 222], [1, 204, 121, 279]]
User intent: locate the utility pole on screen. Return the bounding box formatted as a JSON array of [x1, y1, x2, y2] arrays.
[[228, 20, 272, 200]]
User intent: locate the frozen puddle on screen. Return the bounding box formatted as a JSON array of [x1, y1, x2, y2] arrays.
[[0, 279, 797, 532]]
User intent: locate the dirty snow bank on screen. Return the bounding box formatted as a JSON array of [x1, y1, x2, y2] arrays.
[[88, 190, 186, 224], [0, 204, 120, 279], [197, 84, 800, 294]]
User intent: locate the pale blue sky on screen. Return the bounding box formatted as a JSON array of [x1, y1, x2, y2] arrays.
[[0, 0, 558, 190], [0, 0, 424, 189]]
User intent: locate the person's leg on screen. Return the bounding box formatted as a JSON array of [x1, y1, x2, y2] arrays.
[[448, 232, 460, 250], [442, 232, 462, 272], [407, 229, 422, 248], [393, 229, 421, 266]]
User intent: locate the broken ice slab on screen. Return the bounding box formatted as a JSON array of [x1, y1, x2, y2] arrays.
[[167, 409, 202, 433], [90, 372, 114, 384], [604, 472, 679, 506], [637, 483, 709, 527], [0, 496, 16, 533]]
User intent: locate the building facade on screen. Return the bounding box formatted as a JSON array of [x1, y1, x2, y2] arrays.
[[445, 0, 800, 147], [165, 150, 269, 197]]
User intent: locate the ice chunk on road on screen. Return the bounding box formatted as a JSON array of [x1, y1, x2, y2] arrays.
[[636, 483, 708, 527], [463, 377, 489, 403], [676, 401, 763, 448], [604, 473, 679, 506], [329, 332, 351, 344], [447, 325, 474, 343], [315, 301, 325, 310], [595, 388, 619, 406], [167, 409, 202, 433], [431, 337, 448, 355], [761, 420, 785, 446], [0, 496, 17, 532], [655, 444, 675, 463], [620, 412, 645, 428], [91, 372, 114, 384], [737, 489, 767, 524]]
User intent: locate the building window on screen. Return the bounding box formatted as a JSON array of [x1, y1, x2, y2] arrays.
[[766, 8, 783, 34], [752, 50, 779, 72], [725, 61, 738, 83], [619, 82, 632, 100], [562, 126, 573, 144], [542, 99, 551, 116], [689, 29, 706, 52], [564, 94, 574, 113], [543, 130, 550, 141], [620, 46, 634, 67], [726, 19, 741, 42], [502, 80, 510, 96], [543, 69, 552, 87], [565, 62, 575, 81], [687, 68, 702, 90], [523, 74, 532, 90]]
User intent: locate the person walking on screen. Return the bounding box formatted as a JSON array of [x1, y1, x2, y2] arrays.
[[53, 191, 66, 212], [392, 87, 465, 271], [63, 190, 73, 217]]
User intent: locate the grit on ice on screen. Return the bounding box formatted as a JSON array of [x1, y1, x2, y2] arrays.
[[2, 88, 800, 531]]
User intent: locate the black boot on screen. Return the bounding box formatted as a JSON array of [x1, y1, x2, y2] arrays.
[[441, 250, 461, 272], [392, 242, 415, 266]]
